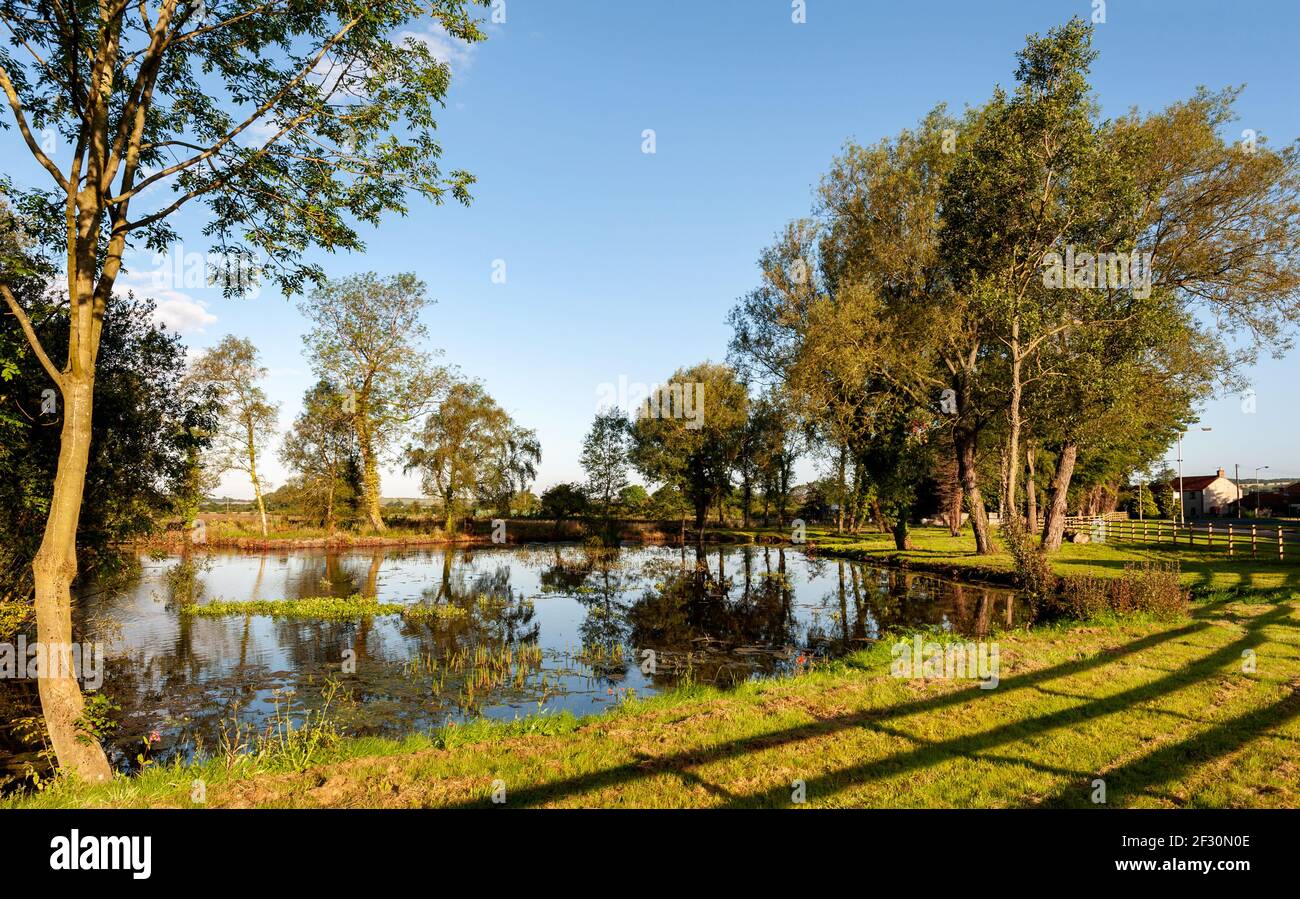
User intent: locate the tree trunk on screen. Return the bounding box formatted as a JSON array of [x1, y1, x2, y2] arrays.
[[1025, 446, 1038, 534], [892, 516, 913, 551], [954, 425, 993, 554], [741, 472, 752, 528], [246, 418, 268, 536], [355, 409, 385, 531], [835, 445, 847, 533], [1002, 330, 1023, 528], [1041, 442, 1078, 552], [871, 498, 888, 534], [32, 374, 114, 783]]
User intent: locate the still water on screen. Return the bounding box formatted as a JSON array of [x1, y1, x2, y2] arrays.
[[16, 543, 1027, 772]]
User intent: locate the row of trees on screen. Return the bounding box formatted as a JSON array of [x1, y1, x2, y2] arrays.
[[563, 364, 802, 535], [726, 18, 1300, 553], [187, 273, 542, 536], [555, 19, 1300, 554]]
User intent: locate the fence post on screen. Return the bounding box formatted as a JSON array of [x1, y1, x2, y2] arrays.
[[1281, 527, 1286, 562], [1252, 524, 1257, 558], [1208, 523, 1214, 547], [1228, 523, 1233, 557]]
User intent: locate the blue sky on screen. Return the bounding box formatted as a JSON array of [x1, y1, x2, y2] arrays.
[[6, 0, 1300, 496]]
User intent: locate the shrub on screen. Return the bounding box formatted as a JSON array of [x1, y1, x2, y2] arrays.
[[1002, 515, 1059, 604], [1052, 562, 1188, 620]]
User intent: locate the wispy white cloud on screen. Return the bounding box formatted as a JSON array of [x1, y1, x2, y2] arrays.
[[398, 22, 477, 74], [114, 269, 218, 335], [153, 295, 218, 334]]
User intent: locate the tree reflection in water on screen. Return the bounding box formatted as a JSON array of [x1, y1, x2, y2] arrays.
[[20, 544, 1026, 775]]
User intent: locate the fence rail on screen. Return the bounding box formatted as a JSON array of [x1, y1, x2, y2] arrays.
[[1063, 516, 1300, 561]]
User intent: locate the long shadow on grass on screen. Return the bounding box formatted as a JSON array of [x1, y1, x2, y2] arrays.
[[440, 616, 1221, 808], [1038, 680, 1300, 807], [719, 603, 1291, 808]]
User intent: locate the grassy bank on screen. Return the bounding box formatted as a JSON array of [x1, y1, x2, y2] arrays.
[[792, 525, 1300, 595], [10, 588, 1298, 809], [142, 516, 735, 550]]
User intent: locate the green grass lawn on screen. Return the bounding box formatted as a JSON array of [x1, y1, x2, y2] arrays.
[[10, 587, 1298, 809], [783, 524, 1300, 594]]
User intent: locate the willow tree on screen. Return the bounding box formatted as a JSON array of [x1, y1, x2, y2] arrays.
[[0, 0, 486, 779], [403, 377, 509, 534]]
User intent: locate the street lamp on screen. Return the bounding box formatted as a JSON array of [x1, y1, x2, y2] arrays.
[[1255, 465, 1270, 518]]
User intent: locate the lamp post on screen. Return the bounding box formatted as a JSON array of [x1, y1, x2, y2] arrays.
[[1255, 465, 1270, 518], [1176, 426, 1212, 524], [1235, 463, 1241, 515], [1177, 434, 1184, 525]]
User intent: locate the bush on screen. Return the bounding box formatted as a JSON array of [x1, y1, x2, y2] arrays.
[[1052, 562, 1188, 620], [1002, 515, 1059, 603]]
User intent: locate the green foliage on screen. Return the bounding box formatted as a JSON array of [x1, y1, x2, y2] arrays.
[[581, 409, 631, 518], [279, 380, 360, 528], [300, 272, 449, 527], [617, 484, 650, 516], [0, 284, 215, 601], [540, 482, 589, 520], [629, 362, 749, 528], [402, 377, 534, 532], [0, 1, 489, 294], [1001, 515, 1058, 605], [1052, 563, 1189, 620], [187, 335, 279, 527]]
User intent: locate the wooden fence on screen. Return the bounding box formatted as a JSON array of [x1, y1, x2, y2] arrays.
[[1063, 516, 1300, 561]]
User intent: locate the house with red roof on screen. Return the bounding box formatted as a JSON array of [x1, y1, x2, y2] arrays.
[[1169, 468, 1237, 517]]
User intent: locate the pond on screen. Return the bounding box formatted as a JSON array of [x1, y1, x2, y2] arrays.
[[4, 543, 1027, 775]]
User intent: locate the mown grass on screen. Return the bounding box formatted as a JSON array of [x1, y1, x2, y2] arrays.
[[790, 524, 1300, 595], [178, 594, 467, 621], [11, 587, 1298, 809]]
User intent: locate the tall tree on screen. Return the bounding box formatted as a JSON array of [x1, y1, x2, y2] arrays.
[[188, 335, 278, 536], [300, 272, 448, 531], [629, 362, 748, 532], [749, 393, 799, 527], [279, 379, 358, 532], [580, 408, 630, 522], [0, 0, 485, 777]]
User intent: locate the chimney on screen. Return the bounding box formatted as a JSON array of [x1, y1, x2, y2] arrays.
[[1217, 468, 1225, 478]]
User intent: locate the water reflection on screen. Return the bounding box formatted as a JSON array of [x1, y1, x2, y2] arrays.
[[3, 544, 1027, 774]]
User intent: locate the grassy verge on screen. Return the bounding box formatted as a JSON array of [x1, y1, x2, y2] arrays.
[[10, 588, 1298, 809], [795, 525, 1300, 595]]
